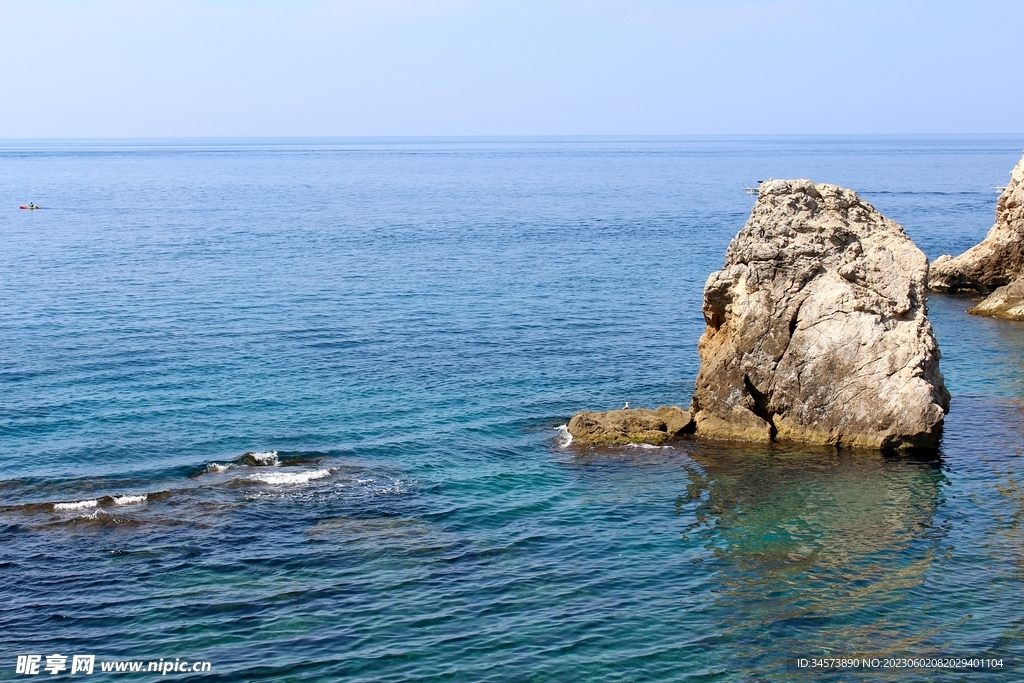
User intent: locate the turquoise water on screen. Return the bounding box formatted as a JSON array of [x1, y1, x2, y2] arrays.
[[2, 137, 1024, 681]]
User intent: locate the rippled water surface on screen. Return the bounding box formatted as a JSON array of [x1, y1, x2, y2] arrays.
[[2, 137, 1024, 681]]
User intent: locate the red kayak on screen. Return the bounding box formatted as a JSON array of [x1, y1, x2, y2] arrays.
[[19, 205, 41, 210]]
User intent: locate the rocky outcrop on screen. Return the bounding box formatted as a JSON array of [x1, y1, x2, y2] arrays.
[[969, 276, 1024, 320], [567, 406, 693, 445], [929, 153, 1024, 292], [691, 179, 950, 450]]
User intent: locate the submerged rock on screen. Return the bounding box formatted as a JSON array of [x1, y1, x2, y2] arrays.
[[567, 406, 693, 445], [691, 179, 950, 450], [969, 276, 1024, 320], [929, 153, 1024, 292]]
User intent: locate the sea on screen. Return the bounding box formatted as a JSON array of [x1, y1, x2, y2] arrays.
[[2, 136, 1024, 682]]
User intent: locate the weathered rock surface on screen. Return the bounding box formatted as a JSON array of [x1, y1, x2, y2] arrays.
[[691, 179, 950, 450], [929, 153, 1024, 292], [567, 406, 693, 445], [969, 275, 1024, 320]]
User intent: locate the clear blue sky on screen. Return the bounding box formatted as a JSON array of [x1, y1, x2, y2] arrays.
[[1, 0, 1020, 137]]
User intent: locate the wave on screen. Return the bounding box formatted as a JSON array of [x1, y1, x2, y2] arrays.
[[554, 424, 573, 447], [45, 510, 141, 529], [53, 499, 98, 511], [1, 452, 405, 523], [201, 450, 291, 475], [241, 450, 279, 466], [53, 494, 149, 511], [112, 494, 147, 505], [243, 469, 332, 485]]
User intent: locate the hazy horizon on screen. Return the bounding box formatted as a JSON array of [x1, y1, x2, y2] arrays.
[[4, 134, 1024, 142]]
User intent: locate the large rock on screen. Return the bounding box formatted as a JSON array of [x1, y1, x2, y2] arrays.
[[969, 276, 1024, 320], [567, 406, 693, 445], [691, 179, 950, 450], [929, 153, 1024, 292]]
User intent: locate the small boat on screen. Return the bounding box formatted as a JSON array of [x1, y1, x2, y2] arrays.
[[19, 204, 41, 210]]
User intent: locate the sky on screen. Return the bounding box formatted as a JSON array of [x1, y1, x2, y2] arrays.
[[0, 0, 1021, 137]]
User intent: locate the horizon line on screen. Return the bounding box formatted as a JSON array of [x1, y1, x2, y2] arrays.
[[2, 133, 1024, 148]]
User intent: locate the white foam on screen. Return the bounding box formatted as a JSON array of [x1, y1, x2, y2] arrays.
[[206, 462, 231, 473], [555, 424, 573, 447], [369, 481, 407, 495], [54, 499, 98, 511], [247, 450, 279, 465], [112, 494, 147, 506], [245, 469, 331, 485], [348, 477, 408, 495]]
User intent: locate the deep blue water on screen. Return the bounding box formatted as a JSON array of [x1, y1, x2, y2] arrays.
[[2, 137, 1024, 681]]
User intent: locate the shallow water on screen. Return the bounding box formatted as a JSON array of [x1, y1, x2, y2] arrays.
[[2, 137, 1024, 681]]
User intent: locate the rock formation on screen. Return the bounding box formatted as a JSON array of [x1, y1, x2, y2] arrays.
[[968, 276, 1024, 320], [567, 406, 693, 445], [929, 152, 1024, 292], [691, 179, 950, 450]]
